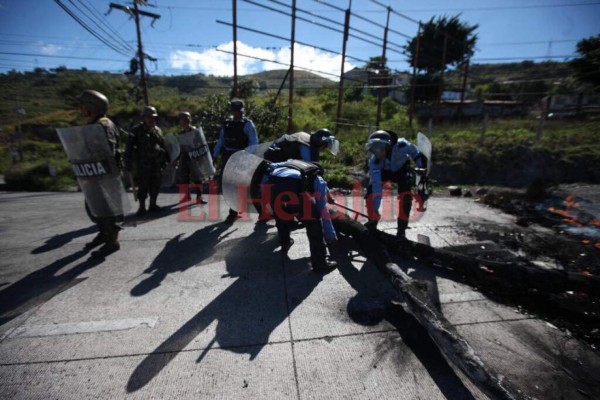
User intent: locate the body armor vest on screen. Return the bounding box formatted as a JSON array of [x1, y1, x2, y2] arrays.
[[279, 159, 323, 193], [266, 132, 310, 162], [223, 117, 249, 151]]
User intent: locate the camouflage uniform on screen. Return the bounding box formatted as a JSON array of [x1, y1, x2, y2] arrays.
[[126, 122, 168, 210]]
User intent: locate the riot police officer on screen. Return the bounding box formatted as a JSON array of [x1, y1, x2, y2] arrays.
[[263, 129, 340, 163], [125, 106, 168, 216], [177, 112, 207, 204], [263, 160, 338, 272], [365, 130, 423, 238], [213, 99, 259, 220], [76, 90, 123, 258]]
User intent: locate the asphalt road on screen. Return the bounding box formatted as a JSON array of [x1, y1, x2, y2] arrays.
[[0, 191, 598, 399]]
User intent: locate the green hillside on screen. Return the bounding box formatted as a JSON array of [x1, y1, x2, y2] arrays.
[[1, 61, 599, 191]]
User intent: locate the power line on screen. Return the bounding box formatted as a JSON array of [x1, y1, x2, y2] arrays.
[[54, 0, 131, 57], [70, 0, 134, 53], [400, 2, 600, 12], [0, 51, 130, 62], [216, 20, 367, 64], [368, 0, 419, 26], [244, 0, 406, 56]]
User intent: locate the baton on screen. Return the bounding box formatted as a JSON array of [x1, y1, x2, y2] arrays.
[[331, 201, 369, 219], [127, 170, 138, 202]]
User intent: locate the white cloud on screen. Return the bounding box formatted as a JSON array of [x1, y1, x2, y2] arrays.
[[38, 42, 63, 56], [168, 41, 355, 80]]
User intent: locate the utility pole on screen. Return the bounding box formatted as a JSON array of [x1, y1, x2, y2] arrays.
[[458, 59, 470, 120], [375, 6, 391, 128], [14, 103, 25, 161], [232, 0, 238, 98], [109, 1, 160, 105], [288, 0, 296, 134], [335, 3, 351, 135], [434, 33, 448, 124], [408, 23, 421, 130]]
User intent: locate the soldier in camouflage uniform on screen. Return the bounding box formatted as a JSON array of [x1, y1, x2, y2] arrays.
[[125, 106, 168, 216], [177, 112, 206, 204], [77, 90, 123, 258]]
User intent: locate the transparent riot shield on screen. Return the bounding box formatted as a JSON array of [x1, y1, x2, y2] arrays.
[[162, 134, 181, 188], [415, 132, 433, 211], [178, 127, 215, 180], [222, 150, 267, 213], [246, 141, 273, 158], [416, 132, 432, 176], [57, 124, 130, 217]]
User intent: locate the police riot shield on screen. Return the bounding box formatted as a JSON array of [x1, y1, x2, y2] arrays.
[[161, 133, 181, 188], [415, 132, 433, 212], [178, 127, 216, 180], [416, 132, 432, 176], [222, 149, 267, 213], [246, 141, 273, 159], [57, 124, 130, 217]]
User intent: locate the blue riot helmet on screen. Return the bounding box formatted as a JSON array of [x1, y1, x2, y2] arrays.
[[365, 130, 391, 159], [310, 128, 339, 160]]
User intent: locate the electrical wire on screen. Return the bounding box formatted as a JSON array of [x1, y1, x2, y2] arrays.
[[54, 0, 131, 57]]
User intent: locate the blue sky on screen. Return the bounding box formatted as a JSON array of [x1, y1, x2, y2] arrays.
[[0, 0, 599, 79]]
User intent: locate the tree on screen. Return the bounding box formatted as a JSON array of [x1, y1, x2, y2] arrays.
[[570, 34, 600, 91], [233, 79, 259, 98], [406, 15, 478, 73], [405, 16, 477, 106]]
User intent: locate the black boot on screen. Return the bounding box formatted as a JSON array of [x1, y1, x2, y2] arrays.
[[313, 257, 338, 272], [148, 197, 162, 212], [135, 199, 147, 216], [281, 238, 294, 255], [84, 230, 105, 250], [91, 225, 121, 259]]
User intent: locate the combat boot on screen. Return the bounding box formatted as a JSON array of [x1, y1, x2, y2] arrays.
[[196, 193, 207, 204], [91, 225, 121, 259], [149, 197, 162, 212], [84, 230, 105, 250], [136, 200, 147, 216], [312, 257, 338, 273]]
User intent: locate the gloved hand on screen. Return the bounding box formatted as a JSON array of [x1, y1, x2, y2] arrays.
[[327, 193, 336, 204]]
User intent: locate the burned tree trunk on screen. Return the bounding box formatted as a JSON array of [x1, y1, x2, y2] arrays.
[[330, 210, 531, 400], [373, 229, 600, 298]]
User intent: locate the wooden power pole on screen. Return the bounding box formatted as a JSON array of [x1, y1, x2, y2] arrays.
[[109, 1, 160, 105]]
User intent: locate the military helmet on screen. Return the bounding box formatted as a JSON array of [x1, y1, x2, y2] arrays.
[[141, 105, 158, 117], [179, 111, 192, 121], [365, 130, 392, 154], [77, 90, 109, 115]]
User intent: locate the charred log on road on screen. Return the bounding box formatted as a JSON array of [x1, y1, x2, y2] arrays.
[[329, 209, 531, 400]]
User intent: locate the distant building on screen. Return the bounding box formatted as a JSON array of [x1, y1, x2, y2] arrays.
[[343, 68, 411, 103], [541, 93, 600, 116], [416, 99, 527, 119]]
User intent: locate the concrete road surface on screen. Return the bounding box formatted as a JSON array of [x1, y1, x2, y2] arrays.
[[0, 191, 598, 399]]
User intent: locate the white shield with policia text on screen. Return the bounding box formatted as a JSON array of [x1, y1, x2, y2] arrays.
[[57, 124, 130, 217], [178, 127, 216, 180]]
